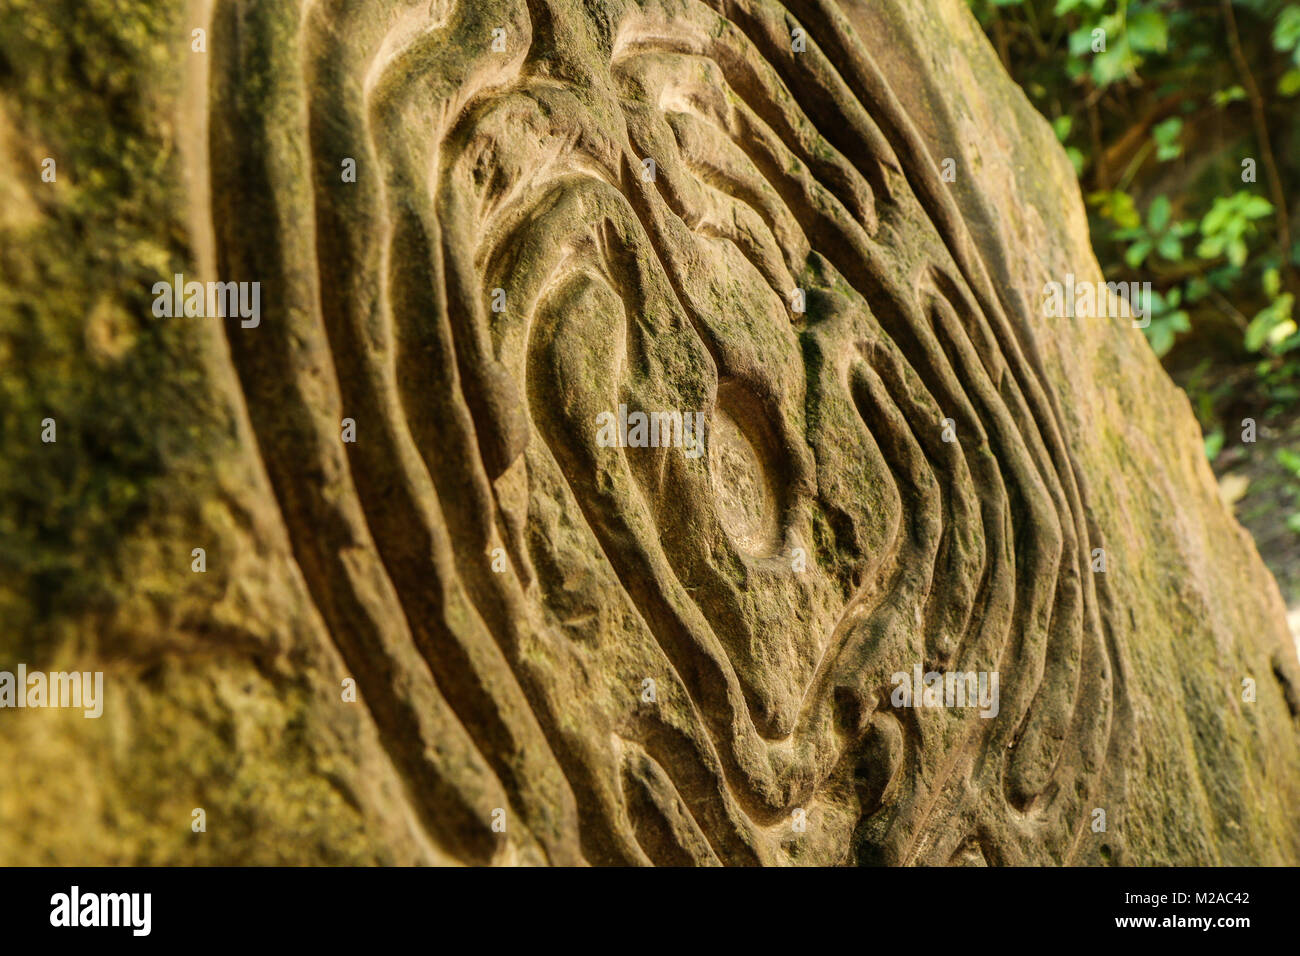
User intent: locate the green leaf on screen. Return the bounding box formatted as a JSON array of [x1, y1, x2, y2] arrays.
[[1127, 9, 1168, 53], [1054, 0, 1104, 14], [1066, 146, 1086, 176], [1196, 235, 1225, 260], [1229, 237, 1249, 267], [1204, 429, 1225, 462], [1270, 318, 1299, 347], [1091, 40, 1132, 87], [1242, 195, 1274, 219], [1213, 85, 1247, 106], [1277, 448, 1300, 477], [1152, 117, 1182, 147], [1246, 318, 1276, 353], [1090, 189, 1141, 230], [1246, 294, 1295, 351], [1052, 115, 1073, 142], [1147, 321, 1175, 357], [1275, 6, 1300, 52], [1125, 239, 1153, 269], [1287, 512, 1300, 535], [1264, 267, 1282, 298], [1148, 194, 1171, 232], [1279, 69, 1300, 97], [1200, 200, 1230, 236], [1069, 26, 1097, 58]]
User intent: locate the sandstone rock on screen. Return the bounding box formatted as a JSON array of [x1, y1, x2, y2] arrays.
[[1, 0, 1297, 865]]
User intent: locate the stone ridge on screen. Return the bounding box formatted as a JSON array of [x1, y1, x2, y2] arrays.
[[0, 0, 1296, 866]]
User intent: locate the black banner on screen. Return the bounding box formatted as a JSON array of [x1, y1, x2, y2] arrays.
[[0, 866, 1274, 943]]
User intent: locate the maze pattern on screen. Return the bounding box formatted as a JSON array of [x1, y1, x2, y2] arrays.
[[207, 0, 1131, 865]]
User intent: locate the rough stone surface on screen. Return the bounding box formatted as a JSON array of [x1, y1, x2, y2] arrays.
[[1, 0, 1298, 866]]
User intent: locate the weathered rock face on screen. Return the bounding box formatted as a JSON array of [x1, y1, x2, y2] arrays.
[[1, 0, 1298, 866]]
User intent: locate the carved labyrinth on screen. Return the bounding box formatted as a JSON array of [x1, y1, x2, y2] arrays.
[[207, 0, 1131, 865]]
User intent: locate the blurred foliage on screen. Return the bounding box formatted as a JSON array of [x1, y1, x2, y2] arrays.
[[970, 0, 1300, 590]]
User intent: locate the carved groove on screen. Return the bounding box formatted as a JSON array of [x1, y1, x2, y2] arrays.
[[208, 0, 1130, 865]]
